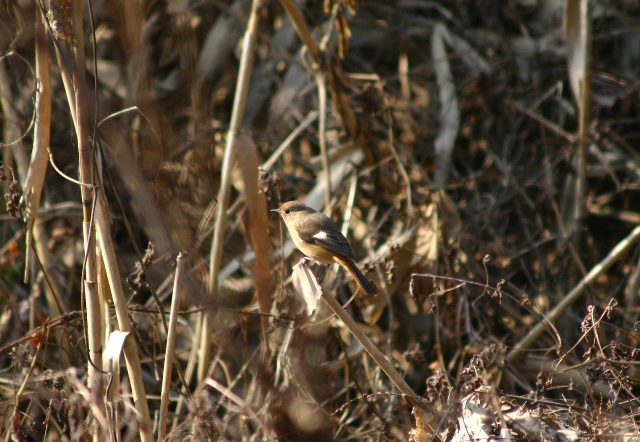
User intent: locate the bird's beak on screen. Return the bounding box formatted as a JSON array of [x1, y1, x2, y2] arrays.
[[271, 208, 280, 213]]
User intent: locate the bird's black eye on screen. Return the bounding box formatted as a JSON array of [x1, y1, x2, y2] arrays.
[[284, 209, 291, 215]]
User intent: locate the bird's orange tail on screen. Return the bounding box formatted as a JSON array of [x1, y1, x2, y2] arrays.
[[334, 256, 378, 295]]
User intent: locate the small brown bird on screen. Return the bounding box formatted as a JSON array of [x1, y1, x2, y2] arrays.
[[273, 201, 377, 295]]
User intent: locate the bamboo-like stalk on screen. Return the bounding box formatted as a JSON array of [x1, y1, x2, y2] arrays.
[[158, 253, 186, 442], [564, 0, 591, 260], [199, 0, 264, 382], [573, 0, 591, 250], [95, 194, 153, 441], [45, 1, 153, 436], [68, 2, 105, 438], [49, 15, 160, 434]]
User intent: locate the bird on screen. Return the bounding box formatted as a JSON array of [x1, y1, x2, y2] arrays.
[[272, 201, 377, 295]]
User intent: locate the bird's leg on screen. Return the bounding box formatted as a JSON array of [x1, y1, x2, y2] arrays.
[[298, 257, 329, 280], [298, 256, 327, 267], [298, 256, 315, 266]]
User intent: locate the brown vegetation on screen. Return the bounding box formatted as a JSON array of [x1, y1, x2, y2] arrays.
[[1, 0, 640, 440]]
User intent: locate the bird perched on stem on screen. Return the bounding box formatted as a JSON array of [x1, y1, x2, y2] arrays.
[[273, 201, 377, 295]]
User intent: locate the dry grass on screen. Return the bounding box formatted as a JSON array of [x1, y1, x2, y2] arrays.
[[1, 0, 640, 440]]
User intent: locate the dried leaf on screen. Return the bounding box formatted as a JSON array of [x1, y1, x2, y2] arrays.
[[292, 260, 323, 316], [237, 134, 272, 342]]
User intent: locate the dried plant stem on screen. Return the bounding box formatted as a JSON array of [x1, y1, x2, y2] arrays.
[[200, 0, 264, 382], [24, 9, 52, 285], [574, 0, 591, 256], [158, 253, 186, 442], [263, 110, 318, 171], [44, 0, 105, 436], [95, 196, 153, 441], [171, 311, 202, 431], [507, 224, 640, 364], [314, 70, 331, 209], [510, 100, 575, 142], [278, 0, 320, 63], [565, 0, 592, 250], [341, 173, 357, 237], [320, 288, 437, 416]]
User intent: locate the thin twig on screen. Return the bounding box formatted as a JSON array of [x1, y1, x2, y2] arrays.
[[47, 148, 92, 187], [262, 110, 318, 171]]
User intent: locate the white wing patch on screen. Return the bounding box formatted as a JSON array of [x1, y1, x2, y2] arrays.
[[313, 231, 329, 241]]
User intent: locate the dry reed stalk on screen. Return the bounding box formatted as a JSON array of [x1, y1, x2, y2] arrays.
[[95, 196, 153, 441], [199, 0, 265, 382], [69, 2, 107, 438], [278, 0, 321, 63], [564, 0, 592, 261], [158, 252, 186, 442], [43, 4, 155, 433], [23, 9, 51, 285], [170, 310, 202, 432], [43, 0, 107, 436], [313, 70, 331, 209]]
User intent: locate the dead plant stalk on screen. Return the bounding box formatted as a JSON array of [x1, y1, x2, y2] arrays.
[[200, 0, 265, 382]]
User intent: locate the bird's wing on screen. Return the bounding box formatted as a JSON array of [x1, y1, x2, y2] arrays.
[[294, 213, 358, 260]]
